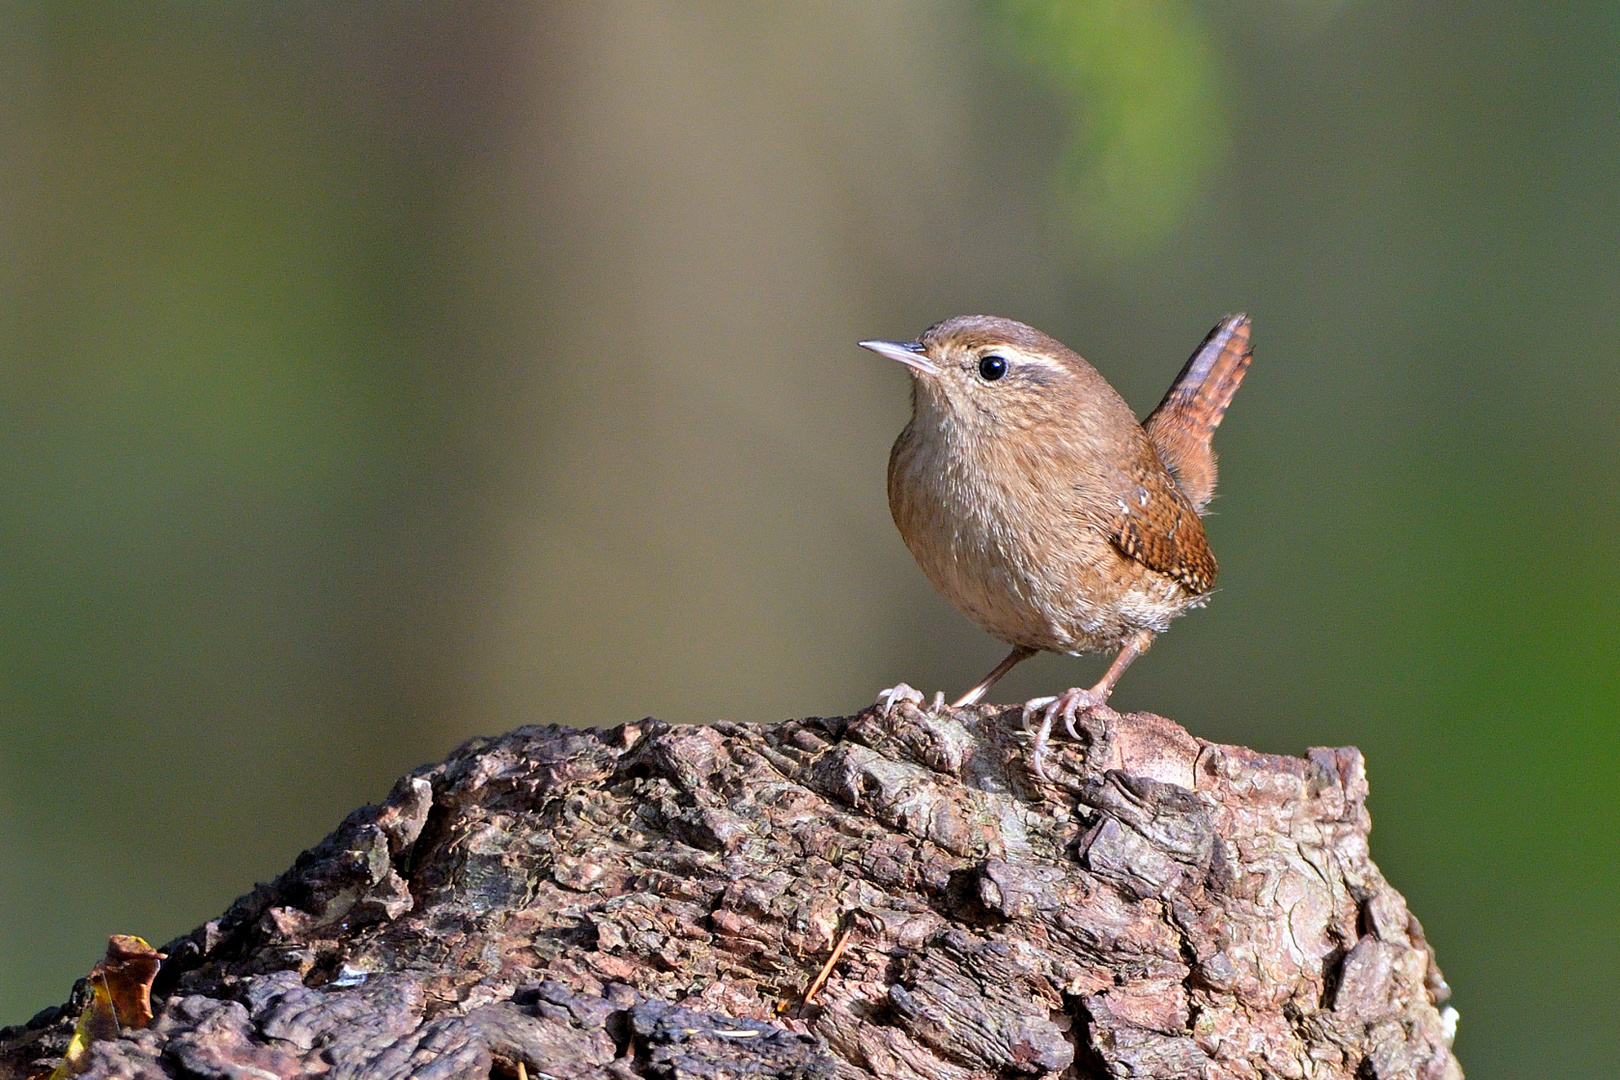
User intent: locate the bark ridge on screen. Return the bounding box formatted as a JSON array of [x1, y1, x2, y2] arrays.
[[1, 704, 1463, 1080]]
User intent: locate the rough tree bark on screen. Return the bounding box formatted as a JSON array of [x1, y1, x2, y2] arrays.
[[1, 703, 1463, 1080]]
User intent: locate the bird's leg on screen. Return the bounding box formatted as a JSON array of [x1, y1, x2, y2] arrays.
[[952, 645, 1038, 707], [1060, 629, 1155, 737], [878, 642, 1036, 719], [1021, 630, 1156, 778]]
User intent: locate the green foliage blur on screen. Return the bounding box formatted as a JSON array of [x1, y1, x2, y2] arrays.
[[994, 0, 1224, 251], [0, 4, 1614, 1077]]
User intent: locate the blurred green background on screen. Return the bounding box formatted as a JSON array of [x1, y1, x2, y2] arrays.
[[0, 2, 1614, 1076]]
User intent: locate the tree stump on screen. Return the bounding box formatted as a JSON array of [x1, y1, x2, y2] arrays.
[[0, 704, 1463, 1079]]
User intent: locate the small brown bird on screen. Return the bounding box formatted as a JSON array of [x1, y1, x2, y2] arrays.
[[861, 314, 1251, 776]]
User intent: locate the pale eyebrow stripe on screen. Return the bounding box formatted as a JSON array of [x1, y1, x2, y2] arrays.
[[995, 349, 1067, 375]]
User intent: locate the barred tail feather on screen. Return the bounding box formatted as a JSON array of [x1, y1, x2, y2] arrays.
[[1144, 314, 1252, 512]]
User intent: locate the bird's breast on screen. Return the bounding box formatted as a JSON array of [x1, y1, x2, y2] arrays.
[[888, 421, 1155, 653]]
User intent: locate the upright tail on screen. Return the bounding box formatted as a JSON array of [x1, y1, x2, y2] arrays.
[[1144, 314, 1252, 512]]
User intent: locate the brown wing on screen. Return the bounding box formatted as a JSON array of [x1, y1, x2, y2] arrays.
[[1144, 314, 1252, 512], [1105, 459, 1217, 594]]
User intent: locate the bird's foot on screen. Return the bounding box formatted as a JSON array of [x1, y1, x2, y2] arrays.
[[875, 683, 945, 717], [1020, 687, 1119, 779]]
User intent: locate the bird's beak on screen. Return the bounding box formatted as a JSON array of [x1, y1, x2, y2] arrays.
[[859, 339, 939, 376]]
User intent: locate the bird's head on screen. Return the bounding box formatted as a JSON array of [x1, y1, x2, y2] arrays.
[[860, 315, 1101, 438]]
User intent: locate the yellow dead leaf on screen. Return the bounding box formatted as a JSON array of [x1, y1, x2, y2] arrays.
[[49, 935, 164, 1079]]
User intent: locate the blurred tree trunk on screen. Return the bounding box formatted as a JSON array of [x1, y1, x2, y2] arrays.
[[1, 705, 1462, 1080]]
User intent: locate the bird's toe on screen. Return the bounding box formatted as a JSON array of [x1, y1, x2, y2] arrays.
[[1021, 696, 1057, 730], [875, 682, 927, 716]]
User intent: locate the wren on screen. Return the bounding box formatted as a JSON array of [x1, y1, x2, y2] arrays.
[[861, 314, 1252, 777]]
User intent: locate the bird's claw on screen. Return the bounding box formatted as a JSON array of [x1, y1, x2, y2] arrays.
[[875, 683, 928, 716], [1020, 695, 1057, 729], [1020, 686, 1117, 779]]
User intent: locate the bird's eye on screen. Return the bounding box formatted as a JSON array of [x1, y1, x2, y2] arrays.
[[978, 354, 1008, 382]]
